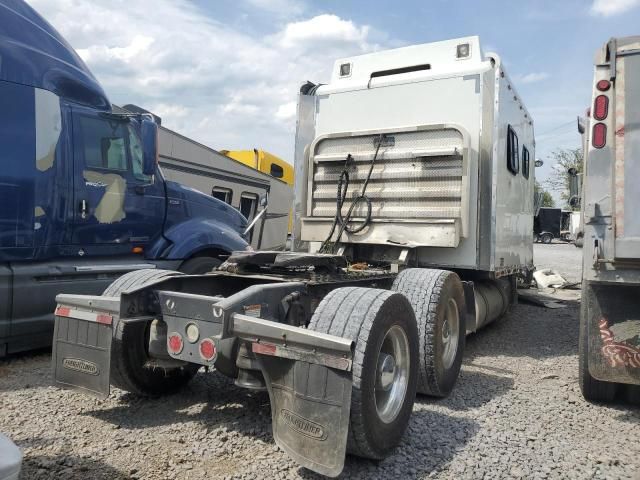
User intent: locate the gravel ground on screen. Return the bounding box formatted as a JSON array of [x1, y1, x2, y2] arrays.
[[1, 243, 639, 480]]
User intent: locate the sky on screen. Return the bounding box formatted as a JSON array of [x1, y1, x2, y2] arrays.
[[28, 0, 640, 190]]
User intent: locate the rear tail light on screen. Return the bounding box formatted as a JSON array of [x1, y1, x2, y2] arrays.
[[199, 338, 217, 362], [593, 95, 609, 121], [596, 79, 611, 91], [592, 123, 607, 149], [167, 332, 184, 354]]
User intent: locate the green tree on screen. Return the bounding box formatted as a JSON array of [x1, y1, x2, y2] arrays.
[[535, 180, 555, 208], [543, 148, 583, 206]]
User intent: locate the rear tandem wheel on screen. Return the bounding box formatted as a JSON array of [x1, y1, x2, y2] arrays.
[[392, 268, 466, 397], [308, 287, 419, 460], [104, 269, 200, 396]]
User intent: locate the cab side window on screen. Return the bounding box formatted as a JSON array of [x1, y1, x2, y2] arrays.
[[270, 163, 284, 178], [79, 116, 128, 171], [77, 115, 150, 182], [212, 187, 233, 204], [522, 145, 530, 179], [507, 125, 519, 175]]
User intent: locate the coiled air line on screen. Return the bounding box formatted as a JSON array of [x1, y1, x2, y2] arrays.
[[320, 134, 386, 254]]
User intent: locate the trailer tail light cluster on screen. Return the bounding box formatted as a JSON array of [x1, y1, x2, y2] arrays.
[[592, 79, 611, 149], [199, 338, 217, 362], [592, 123, 607, 149], [167, 332, 184, 354], [593, 95, 609, 121]]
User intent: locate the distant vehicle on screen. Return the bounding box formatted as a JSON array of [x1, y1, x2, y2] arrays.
[[534, 207, 562, 243], [222, 149, 294, 234], [118, 108, 292, 251], [222, 149, 294, 186], [578, 36, 640, 403], [0, 0, 260, 355]]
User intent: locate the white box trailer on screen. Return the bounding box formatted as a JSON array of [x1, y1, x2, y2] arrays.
[[294, 36, 535, 299], [157, 126, 292, 251]]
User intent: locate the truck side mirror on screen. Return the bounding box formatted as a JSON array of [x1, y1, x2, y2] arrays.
[[260, 193, 268, 208], [568, 167, 580, 200], [141, 117, 158, 176]]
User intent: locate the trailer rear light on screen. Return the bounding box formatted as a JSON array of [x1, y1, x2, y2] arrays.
[[167, 332, 184, 354], [199, 338, 217, 361], [593, 95, 609, 121], [185, 323, 199, 343], [596, 79, 611, 92], [592, 123, 607, 149]]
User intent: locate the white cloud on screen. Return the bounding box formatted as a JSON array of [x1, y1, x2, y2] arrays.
[[26, 1, 382, 162], [275, 101, 297, 121], [590, 0, 640, 16], [277, 14, 371, 50], [514, 72, 550, 84]]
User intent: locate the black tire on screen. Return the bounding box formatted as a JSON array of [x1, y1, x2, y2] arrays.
[[392, 268, 466, 397], [178, 256, 221, 274], [104, 269, 200, 396], [579, 282, 617, 403], [541, 233, 553, 244], [308, 287, 419, 460]]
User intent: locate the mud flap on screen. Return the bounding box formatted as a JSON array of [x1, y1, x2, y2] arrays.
[[51, 295, 118, 398], [258, 355, 352, 477]]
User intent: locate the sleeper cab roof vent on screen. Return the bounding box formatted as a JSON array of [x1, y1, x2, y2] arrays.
[[367, 63, 431, 87], [370, 63, 431, 79]]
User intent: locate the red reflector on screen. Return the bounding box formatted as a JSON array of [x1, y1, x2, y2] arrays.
[[592, 123, 607, 149], [596, 79, 611, 92], [96, 314, 113, 325], [199, 339, 217, 361], [168, 333, 184, 354], [55, 307, 71, 317], [593, 95, 608, 121], [252, 342, 277, 356]]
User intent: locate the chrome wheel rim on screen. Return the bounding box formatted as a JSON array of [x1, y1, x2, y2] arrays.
[[375, 325, 410, 424], [441, 298, 460, 370]]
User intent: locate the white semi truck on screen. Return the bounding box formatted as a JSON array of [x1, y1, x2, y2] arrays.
[[52, 37, 536, 476]]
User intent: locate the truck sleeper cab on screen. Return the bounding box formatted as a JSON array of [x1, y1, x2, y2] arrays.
[[0, 0, 250, 355], [51, 37, 537, 476]]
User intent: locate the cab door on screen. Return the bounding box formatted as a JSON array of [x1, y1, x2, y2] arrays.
[[70, 108, 165, 252]]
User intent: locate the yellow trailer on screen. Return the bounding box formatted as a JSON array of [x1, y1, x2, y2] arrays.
[[222, 149, 294, 186], [222, 149, 294, 234]]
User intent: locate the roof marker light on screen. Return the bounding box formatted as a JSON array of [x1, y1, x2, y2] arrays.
[[456, 43, 470, 59]]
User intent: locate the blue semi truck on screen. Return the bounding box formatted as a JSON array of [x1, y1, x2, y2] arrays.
[[0, 0, 251, 356]]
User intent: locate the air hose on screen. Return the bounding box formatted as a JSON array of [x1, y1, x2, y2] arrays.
[[320, 134, 385, 254]]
